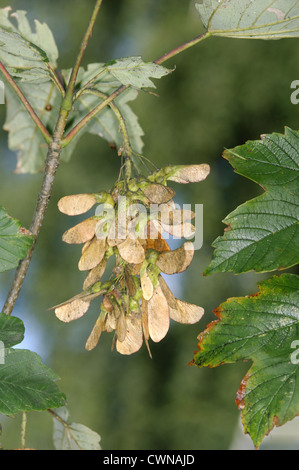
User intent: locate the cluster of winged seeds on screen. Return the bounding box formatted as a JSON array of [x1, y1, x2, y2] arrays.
[[53, 163, 210, 356]]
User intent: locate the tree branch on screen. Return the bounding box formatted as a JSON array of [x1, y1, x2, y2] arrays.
[[2, 0, 104, 316]]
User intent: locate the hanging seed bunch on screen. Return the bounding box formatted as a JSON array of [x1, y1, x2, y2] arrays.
[[53, 163, 210, 356]]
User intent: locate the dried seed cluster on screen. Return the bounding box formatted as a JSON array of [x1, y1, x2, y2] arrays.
[[54, 164, 210, 356]]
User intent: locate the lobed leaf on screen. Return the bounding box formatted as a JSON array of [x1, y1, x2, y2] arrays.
[[105, 56, 171, 89], [205, 127, 299, 275], [52, 407, 101, 450], [192, 273, 299, 448], [196, 0, 299, 39]]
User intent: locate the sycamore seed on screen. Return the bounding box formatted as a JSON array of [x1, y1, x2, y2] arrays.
[[116, 316, 143, 355], [156, 241, 194, 274], [169, 299, 204, 324], [78, 237, 107, 271], [58, 193, 98, 216], [167, 164, 210, 184], [142, 183, 176, 204], [83, 258, 108, 290], [62, 217, 98, 244], [147, 284, 170, 343], [118, 234, 145, 264], [85, 313, 107, 351]]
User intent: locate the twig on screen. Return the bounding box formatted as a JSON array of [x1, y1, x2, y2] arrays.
[[61, 32, 211, 146], [2, 0, 104, 316]]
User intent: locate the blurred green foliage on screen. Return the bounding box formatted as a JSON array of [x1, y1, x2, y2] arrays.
[[0, 0, 298, 450]]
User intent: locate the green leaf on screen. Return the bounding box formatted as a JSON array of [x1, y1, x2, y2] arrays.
[[4, 80, 60, 173], [0, 7, 60, 174], [104, 56, 171, 89], [205, 127, 299, 275], [0, 313, 24, 347], [0, 206, 33, 272], [196, 0, 299, 39], [192, 273, 299, 448], [63, 63, 145, 157], [52, 407, 102, 450], [0, 348, 66, 415], [0, 7, 58, 81]]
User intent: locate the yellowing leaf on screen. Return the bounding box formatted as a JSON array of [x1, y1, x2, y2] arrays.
[[62, 218, 98, 244], [147, 285, 170, 342], [58, 194, 98, 216]]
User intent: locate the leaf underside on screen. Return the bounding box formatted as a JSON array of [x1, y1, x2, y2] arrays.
[[196, 0, 299, 39], [193, 273, 299, 448]]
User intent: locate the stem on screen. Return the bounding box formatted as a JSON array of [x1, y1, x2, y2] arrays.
[[62, 32, 211, 146], [61, 0, 104, 112], [2, 1, 104, 316], [2, 139, 62, 316], [61, 85, 130, 147], [80, 88, 132, 154], [20, 412, 27, 449], [154, 32, 211, 65], [0, 61, 51, 144]]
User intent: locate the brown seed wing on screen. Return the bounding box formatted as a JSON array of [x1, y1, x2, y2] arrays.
[[85, 314, 106, 351], [116, 316, 143, 355], [55, 298, 90, 323], [156, 241, 194, 274], [58, 194, 97, 216], [168, 164, 210, 184], [147, 285, 169, 342], [83, 258, 108, 290], [118, 235, 145, 264], [142, 183, 175, 204], [141, 271, 154, 300], [169, 299, 204, 324], [62, 218, 98, 244], [78, 237, 107, 271]]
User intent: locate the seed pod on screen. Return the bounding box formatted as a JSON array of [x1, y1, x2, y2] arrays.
[[147, 284, 169, 343], [118, 235, 145, 264], [62, 217, 98, 244], [156, 241, 194, 274], [141, 183, 175, 204], [167, 164, 210, 184], [116, 316, 143, 355], [78, 237, 107, 271], [140, 271, 154, 301], [58, 194, 98, 216], [85, 313, 107, 351], [116, 307, 127, 342], [169, 299, 204, 324], [83, 258, 108, 290], [158, 275, 177, 309], [161, 221, 195, 239], [55, 298, 91, 323]]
